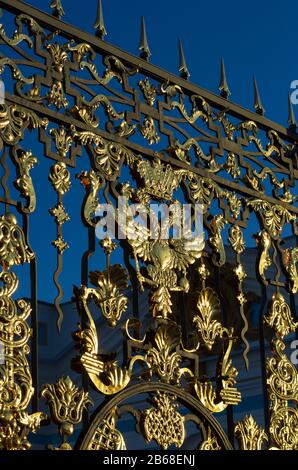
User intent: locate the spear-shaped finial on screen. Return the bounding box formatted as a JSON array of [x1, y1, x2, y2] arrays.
[[94, 0, 107, 39], [253, 77, 265, 115], [288, 93, 296, 130], [219, 58, 231, 99], [178, 38, 190, 80], [139, 16, 151, 61], [49, 0, 65, 18]]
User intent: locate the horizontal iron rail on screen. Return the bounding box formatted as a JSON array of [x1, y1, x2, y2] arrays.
[[5, 92, 298, 215], [1, 0, 298, 144]]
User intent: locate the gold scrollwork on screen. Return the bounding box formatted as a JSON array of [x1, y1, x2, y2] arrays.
[[282, 247, 298, 294], [195, 329, 241, 413], [0, 214, 46, 450], [247, 199, 295, 239], [14, 150, 37, 214], [0, 103, 48, 146]]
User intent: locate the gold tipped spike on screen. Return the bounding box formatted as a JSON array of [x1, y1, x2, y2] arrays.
[[178, 38, 190, 80], [139, 16, 151, 61], [253, 77, 265, 115], [288, 93, 297, 129], [219, 58, 231, 99], [94, 0, 107, 39]]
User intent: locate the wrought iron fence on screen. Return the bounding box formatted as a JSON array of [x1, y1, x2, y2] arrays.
[[0, 0, 297, 451]]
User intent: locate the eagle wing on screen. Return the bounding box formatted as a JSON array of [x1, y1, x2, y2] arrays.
[[169, 233, 205, 271], [126, 216, 152, 262]]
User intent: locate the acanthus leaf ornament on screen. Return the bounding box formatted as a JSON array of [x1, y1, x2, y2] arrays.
[[193, 288, 223, 351], [145, 322, 182, 383], [41, 376, 92, 450], [139, 116, 160, 145], [235, 415, 268, 450], [80, 237, 130, 328], [264, 292, 298, 339], [0, 103, 48, 146], [247, 199, 295, 239], [139, 78, 157, 106]]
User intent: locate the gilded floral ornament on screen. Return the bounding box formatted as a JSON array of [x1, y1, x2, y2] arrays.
[[46, 42, 68, 73], [267, 339, 298, 450], [139, 78, 157, 106], [145, 322, 182, 383], [193, 288, 223, 351], [224, 152, 240, 178], [228, 225, 245, 254], [52, 234, 69, 253], [49, 162, 71, 195], [49, 162, 71, 328], [235, 415, 268, 450], [139, 116, 160, 145], [264, 292, 298, 339], [209, 214, 226, 267], [49, 203, 69, 225], [171, 94, 210, 124], [41, 376, 92, 450], [50, 126, 73, 157], [0, 213, 34, 268], [88, 264, 129, 327], [142, 392, 185, 450], [72, 127, 135, 178], [47, 80, 69, 109]]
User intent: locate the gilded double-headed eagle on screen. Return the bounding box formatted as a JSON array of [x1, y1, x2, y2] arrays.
[[126, 215, 205, 318]]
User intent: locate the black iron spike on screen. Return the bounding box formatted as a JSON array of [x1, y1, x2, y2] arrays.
[[253, 77, 265, 115], [219, 58, 231, 99], [139, 16, 151, 61], [288, 93, 297, 130], [94, 0, 107, 39], [49, 0, 65, 19], [178, 38, 190, 80]]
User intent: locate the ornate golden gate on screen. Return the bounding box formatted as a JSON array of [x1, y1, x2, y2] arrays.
[[0, 0, 297, 451]]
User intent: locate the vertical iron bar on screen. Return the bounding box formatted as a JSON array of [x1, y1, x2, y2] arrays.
[[258, 283, 270, 434]]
